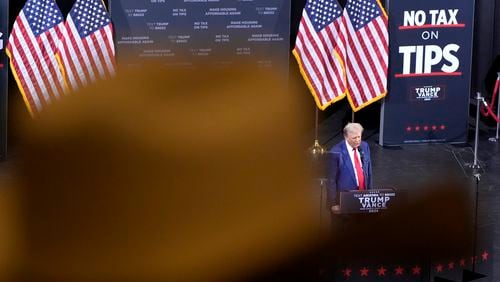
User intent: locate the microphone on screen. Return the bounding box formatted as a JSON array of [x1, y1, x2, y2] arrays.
[[358, 146, 365, 165]]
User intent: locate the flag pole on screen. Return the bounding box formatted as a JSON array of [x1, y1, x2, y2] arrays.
[[351, 110, 355, 122], [315, 107, 319, 141], [309, 107, 326, 155]]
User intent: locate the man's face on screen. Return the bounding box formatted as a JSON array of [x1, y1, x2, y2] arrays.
[[345, 130, 362, 148]]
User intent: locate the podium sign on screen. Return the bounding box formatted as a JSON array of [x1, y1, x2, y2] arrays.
[[339, 189, 397, 214]]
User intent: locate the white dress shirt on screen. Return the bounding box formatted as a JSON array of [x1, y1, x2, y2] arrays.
[[345, 140, 363, 186]]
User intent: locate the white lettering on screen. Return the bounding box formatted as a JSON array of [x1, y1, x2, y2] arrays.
[[442, 44, 460, 73], [403, 9, 460, 26], [424, 45, 442, 73], [399, 46, 416, 74], [399, 44, 460, 74]]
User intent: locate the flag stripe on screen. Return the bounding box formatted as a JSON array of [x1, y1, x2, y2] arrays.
[[365, 19, 388, 86], [302, 17, 338, 100], [7, 0, 66, 115], [320, 25, 346, 95], [293, 0, 347, 110], [371, 18, 389, 82], [90, 33, 110, 78], [294, 51, 326, 104], [344, 0, 388, 111], [346, 15, 374, 103], [336, 17, 348, 59], [57, 0, 116, 92], [357, 28, 385, 94], [326, 21, 346, 63], [367, 21, 388, 73], [67, 17, 97, 83], [84, 35, 106, 80], [47, 26, 66, 96], [297, 32, 329, 103], [11, 31, 49, 111], [91, 31, 112, 78], [15, 16, 52, 103], [59, 30, 81, 90], [99, 25, 116, 75], [346, 16, 378, 97], [60, 23, 89, 90], [8, 43, 43, 111], [63, 19, 92, 89], [39, 31, 64, 99]]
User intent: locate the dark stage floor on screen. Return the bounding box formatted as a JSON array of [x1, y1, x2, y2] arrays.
[[312, 110, 500, 282]]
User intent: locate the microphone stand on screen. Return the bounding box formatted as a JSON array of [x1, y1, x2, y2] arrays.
[[471, 92, 483, 270], [471, 171, 480, 273], [472, 92, 484, 169], [466, 92, 486, 279], [317, 177, 328, 226]]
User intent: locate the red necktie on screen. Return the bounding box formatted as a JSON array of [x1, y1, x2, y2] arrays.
[[353, 148, 365, 190]]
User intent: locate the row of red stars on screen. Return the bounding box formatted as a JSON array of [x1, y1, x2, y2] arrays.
[[406, 125, 447, 132], [341, 250, 489, 278]]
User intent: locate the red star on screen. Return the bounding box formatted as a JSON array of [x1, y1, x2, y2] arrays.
[[459, 259, 466, 267], [360, 267, 369, 277], [440, 125, 446, 130], [406, 126, 412, 132], [436, 264, 444, 273], [448, 262, 455, 270], [411, 265, 422, 275], [394, 266, 404, 276], [342, 268, 352, 278], [415, 126, 421, 131], [424, 125, 429, 131], [482, 251, 489, 261], [377, 266, 387, 276], [432, 125, 437, 130]]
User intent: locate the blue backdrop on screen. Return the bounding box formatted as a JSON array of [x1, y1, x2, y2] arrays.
[[380, 0, 474, 145], [109, 0, 291, 71]]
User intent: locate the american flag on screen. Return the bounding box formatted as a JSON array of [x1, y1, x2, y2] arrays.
[[293, 0, 347, 110], [57, 0, 116, 92], [6, 0, 66, 116], [344, 0, 388, 112]]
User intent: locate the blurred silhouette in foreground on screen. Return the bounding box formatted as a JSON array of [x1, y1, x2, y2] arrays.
[[0, 62, 475, 281], [11, 63, 322, 281]]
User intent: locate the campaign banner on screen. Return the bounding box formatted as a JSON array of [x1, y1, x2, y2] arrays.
[[380, 0, 474, 145], [110, 0, 290, 71], [339, 189, 398, 214], [0, 0, 8, 159]]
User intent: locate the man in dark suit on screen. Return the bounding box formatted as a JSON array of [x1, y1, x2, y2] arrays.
[[328, 123, 373, 209]]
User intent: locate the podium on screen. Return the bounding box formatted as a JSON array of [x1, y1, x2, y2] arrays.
[[334, 188, 402, 214]]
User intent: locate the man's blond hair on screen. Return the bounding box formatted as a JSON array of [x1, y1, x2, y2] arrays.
[[343, 122, 364, 137]]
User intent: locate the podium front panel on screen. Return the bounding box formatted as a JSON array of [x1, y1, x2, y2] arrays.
[[339, 189, 398, 214]]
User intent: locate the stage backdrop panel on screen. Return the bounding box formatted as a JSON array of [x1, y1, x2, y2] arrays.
[[380, 0, 474, 145], [110, 0, 290, 70], [0, 0, 7, 159]]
